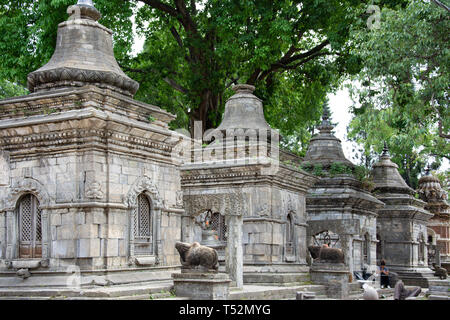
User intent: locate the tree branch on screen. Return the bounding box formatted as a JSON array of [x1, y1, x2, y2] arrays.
[[137, 0, 178, 18], [248, 40, 330, 84], [163, 77, 188, 94], [431, 0, 450, 12], [170, 26, 184, 48]]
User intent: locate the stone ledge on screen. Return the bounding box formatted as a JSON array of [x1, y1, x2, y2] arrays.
[[134, 256, 157, 266]]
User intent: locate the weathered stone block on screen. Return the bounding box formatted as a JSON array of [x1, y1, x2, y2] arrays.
[[172, 272, 231, 300], [61, 212, 75, 225], [76, 212, 86, 225], [57, 225, 76, 240], [107, 224, 124, 239], [77, 224, 98, 238], [52, 240, 76, 258], [161, 213, 169, 227], [78, 238, 101, 257], [92, 211, 106, 225], [106, 239, 119, 257]]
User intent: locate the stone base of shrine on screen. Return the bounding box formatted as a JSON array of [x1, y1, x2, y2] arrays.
[[172, 271, 231, 300], [0, 265, 180, 288], [310, 262, 350, 299]]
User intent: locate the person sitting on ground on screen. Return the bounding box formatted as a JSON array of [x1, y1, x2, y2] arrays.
[[394, 280, 421, 300], [377, 259, 390, 288]]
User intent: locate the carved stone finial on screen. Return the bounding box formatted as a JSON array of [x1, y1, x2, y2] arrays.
[[381, 141, 390, 158], [425, 164, 432, 176], [317, 104, 334, 134]]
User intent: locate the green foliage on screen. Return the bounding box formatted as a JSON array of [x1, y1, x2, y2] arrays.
[[0, 80, 28, 99], [147, 115, 156, 123], [0, 0, 395, 156], [313, 164, 324, 177], [347, 0, 449, 181], [329, 162, 353, 176]]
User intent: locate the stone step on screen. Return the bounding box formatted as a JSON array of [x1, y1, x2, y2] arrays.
[[229, 284, 327, 300], [243, 273, 311, 285], [0, 280, 173, 298]]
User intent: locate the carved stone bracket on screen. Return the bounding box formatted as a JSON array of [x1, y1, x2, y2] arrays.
[[185, 190, 247, 217], [85, 181, 104, 200]]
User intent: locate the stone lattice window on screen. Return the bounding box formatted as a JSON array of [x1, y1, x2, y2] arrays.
[[17, 194, 42, 259], [211, 213, 227, 242], [133, 193, 153, 255]]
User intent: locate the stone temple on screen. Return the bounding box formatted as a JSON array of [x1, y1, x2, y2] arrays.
[[0, 1, 447, 300]]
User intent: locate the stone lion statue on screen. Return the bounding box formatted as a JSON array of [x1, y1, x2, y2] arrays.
[[175, 241, 219, 271], [308, 245, 345, 264]]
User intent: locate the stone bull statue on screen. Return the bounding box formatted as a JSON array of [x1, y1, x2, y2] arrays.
[[175, 241, 219, 271], [308, 245, 345, 264], [432, 263, 448, 280]]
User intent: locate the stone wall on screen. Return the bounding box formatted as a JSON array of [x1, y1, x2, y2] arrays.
[[0, 87, 184, 272]]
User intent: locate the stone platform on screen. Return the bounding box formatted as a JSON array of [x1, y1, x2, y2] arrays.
[[172, 271, 231, 300]]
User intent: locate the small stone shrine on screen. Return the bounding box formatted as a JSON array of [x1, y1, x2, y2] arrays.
[[371, 144, 434, 287], [417, 167, 450, 272], [303, 106, 384, 276], [180, 84, 318, 288], [0, 0, 184, 287]]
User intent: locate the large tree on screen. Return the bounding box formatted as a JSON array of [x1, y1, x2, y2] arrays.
[[0, 0, 408, 149], [347, 0, 449, 186]]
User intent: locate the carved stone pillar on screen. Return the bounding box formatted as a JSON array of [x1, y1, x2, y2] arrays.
[[5, 210, 15, 260], [226, 213, 243, 289]]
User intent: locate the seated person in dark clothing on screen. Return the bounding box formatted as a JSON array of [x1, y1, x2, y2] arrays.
[[394, 280, 421, 300], [377, 259, 390, 288], [362, 265, 372, 280]]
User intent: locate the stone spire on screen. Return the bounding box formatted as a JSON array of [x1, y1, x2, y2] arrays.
[[371, 143, 412, 194], [302, 104, 353, 168], [417, 166, 449, 215], [216, 84, 272, 134], [27, 1, 139, 97]]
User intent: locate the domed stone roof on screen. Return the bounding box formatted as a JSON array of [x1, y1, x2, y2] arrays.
[[302, 105, 354, 168], [27, 0, 139, 97], [371, 142, 413, 194], [216, 84, 272, 134], [417, 167, 448, 202]]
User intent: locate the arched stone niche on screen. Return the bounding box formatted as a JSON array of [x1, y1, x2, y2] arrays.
[[2, 178, 52, 264], [124, 175, 163, 265], [182, 190, 246, 288]]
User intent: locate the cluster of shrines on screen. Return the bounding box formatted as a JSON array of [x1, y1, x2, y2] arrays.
[[0, 1, 448, 290]]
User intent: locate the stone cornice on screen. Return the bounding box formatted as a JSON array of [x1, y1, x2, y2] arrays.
[[0, 107, 183, 163], [377, 205, 434, 222], [181, 162, 317, 193], [0, 86, 176, 125]]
